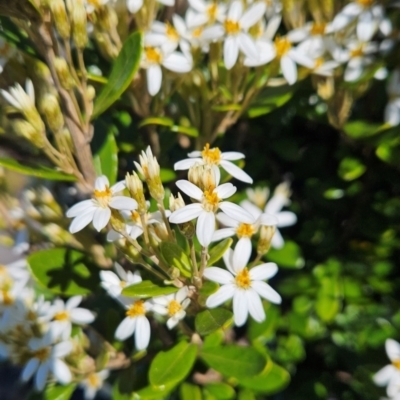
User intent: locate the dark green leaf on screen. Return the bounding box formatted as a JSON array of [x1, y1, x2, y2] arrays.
[[195, 308, 233, 336], [199, 281, 219, 296], [92, 31, 142, 118], [200, 345, 265, 379], [266, 241, 304, 269], [180, 383, 202, 400], [149, 341, 197, 386], [204, 383, 235, 399], [28, 248, 100, 296], [160, 242, 191, 278], [208, 238, 233, 266], [122, 280, 178, 298], [0, 158, 76, 181]]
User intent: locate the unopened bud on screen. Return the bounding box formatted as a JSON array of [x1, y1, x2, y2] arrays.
[[126, 172, 147, 214], [50, 0, 71, 39], [12, 119, 45, 148], [86, 85, 96, 101], [54, 57, 75, 90], [246, 187, 269, 210], [169, 193, 185, 212], [40, 94, 64, 132], [257, 225, 276, 255], [72, 0, 88, 49], [188, 163, 217, 191], [110, 210, 126, 232]]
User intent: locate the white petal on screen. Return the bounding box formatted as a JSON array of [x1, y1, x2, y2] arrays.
[[176, 286, 189, 303], [276, 211, 297, 227], [233, 290, 248, 326], [373, 364, 396, 386], [220, 160, 253, 183], [233, 239, 252, 272], [147, 65, 162, 96], [111, 180, 126, 193], [271, 229, 284, 249], [240, 2, 266, 30], [216, 212, 239, 227], [288, 49, 314, 68], [52, 359, 71, 384], [206, 284, 235, 307], [237, 33, 258, 61], [246, 289, 265, 322], [357, 11, 376, 42], [66, 295, 82, 310], [176, 180, 203, 200], [221, 151, 244, 161], [215, 182, 236, 199], [70, 308, 95, 324], [224, 36, 239, 70], [35, 362, 50, 391], [66, 200, 95, 218], [22, 358, 39, 381], [152, 304, 168, 315], [219, 202, 254, 224], [53, 341, 73, 358], [252, 281, 281, 304], [384, 102, 400, 126], [265, 194, 286, 215], [169, 203, 203, 223], [196, 211, 215, 247], [92, 207, 111, 231], [287, 27, 309, 43], [109, 196, 138, 210], [127, 0, 143, 12], [167, 316, 180, 330], [223, 248, 235, 274], [240, 200, 262, 220], [203, 267, 233, 284], [135, 316, 150, 350], [163, 52, 192, 73], [69, 209, 96, 233], [115, 317, 136, 341], [95, 176, 109, 191], [202, 25, 225, 41], [174, 158, 200, 170], [228, 1, 242, 21], [259, 213, 278, 226], [250, 263, 278, 280], [281, 55, 297, 85], [387, 339, 400, 362], [100, 271, 121, 286], [212, 228, 235, 242]]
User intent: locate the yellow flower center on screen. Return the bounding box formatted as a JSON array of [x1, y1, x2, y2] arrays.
[[88, 0, 102, 6], [88, 373, 101, 388], [357, 0, 374, 7], [192, 27, 203, 39], [167, 300, 182, 316], [202, 143, 222, 165], [54, 311, 70, 321], [236, 223, 255, 238], [224, 19, 241, 35], [126, 300, 146, 318], [274, 36, 292, 58], [145, 47, 162, 64], [202, 188, 220, 212], [249, 22, 263, 38], [393, 360, 400, 370], [207, 3, 218, 22], [34, 347, 50, 362], [350, 46, 364, 58], [94, 186, 112, 208], [120, 280, 127, 288], [166, 22, 179, 42], [314, 57, 324, 69], [130, 211, 141, 223], [310, 22, 326, 36], [235, 268, 251, 289], [2, 290, 14, 305]]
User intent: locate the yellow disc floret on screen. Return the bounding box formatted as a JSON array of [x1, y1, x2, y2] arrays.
[[310, 22, 326, 36], [274, 36, 292, 58], [202, 143, 222, 165], [94, 186, 112, 208], [126, 300, 146, 318], [167, 300, 182, 316], [34, 347, 50, 362], [235, 268, 251, 289], [145, 47, 163, 64], [166, 22, 179, 42], [224, 19, 241, 35], [88, 373, 101, 388], [393, 360, 400, 370], [207, 3, 218, 22], [54, 311, 70, 321], [236, 223, 255, 238], [202, 188, 220, 212], [357, 0, 374, 7]]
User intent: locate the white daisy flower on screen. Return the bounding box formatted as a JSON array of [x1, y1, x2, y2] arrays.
[[21, 328, 72, 391], [81, 369, 110, 400], [241, 182, 297, 249], [127, 0, 174, 14], [169, 167, 254, 247], [204, 244, 281, 326], [384, 69, 400, 126], [115, 298, 152, 350], [373, 339, 400, 398], [66, 175, 138, 234], [152, 286, 191, 329], [100, 263, 142, 299], [187, 0, 227, 26], [174, 143, 253, 184], [1, 79, 35, 113], [51, 296, 95, 340]]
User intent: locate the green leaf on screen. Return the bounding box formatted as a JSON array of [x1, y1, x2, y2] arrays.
[[338, 157, 366, 181], [160, 168, 176, 183], [212, 104, 241, 112], [204, 383, 235, 399], [266, 241, 304, 269], [0, 158, 76, 181], [44, 384, 76, 400], [28, 248, 100, 296], [248, 304, 280, 342], [208, 238, 233, 266], [139, 116, 174, 128], [199, 281, 219, 296], [122, 280, 178, 298], [132, 383, 176, 399], [315, 276, 341, 323], [170, 124, 199, 137], [92, 31, 142, 118], [200, 345, 265, 379], [149, 341, 198, 387], [160, 242, 191, 278], [92, 129, 118, 185], [180, 383, 202, 400], [343, 120, 385, 139], [238, 389, 256, 400], [195, 308, 233, 336], [237, 361, 290, 394]]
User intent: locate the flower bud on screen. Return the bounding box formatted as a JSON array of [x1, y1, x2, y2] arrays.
[[126, 172, 147, 214], [86, 85, 96, 101], [246, 187, 269, 210], [257, 225, 276, 255], [40, 94, 64, 132], [72, 0, 88, 49], [12, 120, 45, 148], [188, 164, 217, 192], [54, 57, 75, 90], [50, 0, 71, 39], [169, 193, 185, 212]]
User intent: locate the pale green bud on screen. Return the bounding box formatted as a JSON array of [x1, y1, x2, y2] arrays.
[[50, 0, 71, 39], [54, 57, 75, 90], [72, 0, 88, 49], [40, 94, 64, 132], [125, 172, 147, 214]]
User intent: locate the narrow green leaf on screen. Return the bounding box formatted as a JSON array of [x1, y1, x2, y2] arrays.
[[180, 383, 202, 400], [212, 104, 241, 112], [139, 116, 174, 128], [208, 238, 233, 266], [160, 168, 176, 183], [44, 384, 76, 400], [92, 31, 142, 118], [149, 341, 197, 387], [122, 280, 178, 298], [170, 125, 199, 137], [266, 241, 304, 269], [200, 345, 265, 379], [160, 242, 191, 278], [195, 309, 233, 336], [0, 158, 76, 181], [343, 120, 385, 138], [92, 129, 118, 185], [28, 248, 100, 296], [204, 383, 235, 399], [338, 157, 366, 181]]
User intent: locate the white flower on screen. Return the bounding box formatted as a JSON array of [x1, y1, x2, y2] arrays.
[[142, 34, 192, 96], [384, 69, 400, 126], [204, 244, 281, 326], [187, 0, 227, 26], [100, 263, 142, 299], [241, 182, 297, 249], [127, 0, 174, 14], [51, 296, 95, 340], [152, 286, 191, 329], [21, 328, 72, 391], [174, 143, 253, 183], [115, 298, 152, 350], [66, 175, 138, 233], [169, 167, 254, 247], [1, 79, 35, 112], [373, 339, 400, 398], [81, 369, 110, 400]]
